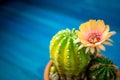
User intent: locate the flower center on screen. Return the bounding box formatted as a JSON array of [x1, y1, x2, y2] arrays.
[[87, 32, 101, 44]]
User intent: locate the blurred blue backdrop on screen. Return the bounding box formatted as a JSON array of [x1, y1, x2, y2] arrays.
[[0, 0, 120, 80]]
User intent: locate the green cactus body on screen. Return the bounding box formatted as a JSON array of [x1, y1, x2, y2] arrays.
[[50, 29, 91, 78], [88, 56, 118, 80]]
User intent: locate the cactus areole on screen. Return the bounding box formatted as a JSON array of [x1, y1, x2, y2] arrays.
[[50, 29, 91, 79]]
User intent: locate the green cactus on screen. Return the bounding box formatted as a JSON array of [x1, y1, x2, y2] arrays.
[[88, 56, 118, 80], [50, 29, 91, 80]]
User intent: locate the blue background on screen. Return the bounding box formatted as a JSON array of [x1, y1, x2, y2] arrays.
[[0, 0, 120, 80]]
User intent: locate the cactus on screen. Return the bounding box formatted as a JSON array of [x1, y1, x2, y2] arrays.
[[50, 29, 91, 80], [87, 56, 118, 80]]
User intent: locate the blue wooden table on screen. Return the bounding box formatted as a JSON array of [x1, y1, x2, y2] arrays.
[[0, 0, 120, 80]]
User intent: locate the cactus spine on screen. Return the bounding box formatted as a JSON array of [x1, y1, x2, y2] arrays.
[[88, 56, 118, 80], [50, 29, 91, 79]]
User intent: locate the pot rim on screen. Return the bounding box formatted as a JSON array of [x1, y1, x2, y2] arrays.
[[44, 60, 52, 80]]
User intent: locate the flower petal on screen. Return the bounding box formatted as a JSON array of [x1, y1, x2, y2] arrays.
[[102, 41, 112, 46], [78, 44, 84, 50], [90, 47, 95, 54], [104, 25, 110, 32], [97, 20, 106, 33], [96, 47, 100, 52], [76, 30, 87, 40], [86, 43, 95, 47], [107, 39, 113, 42], [88, 20, 97, 33], [80, 22, 89, 33], [85, 47, 90, 53], [95, 42, 102, 46], [101, 31, 116, 42], [74, 38, 80, 43], [98, 44, 105, 51], [101, 25, 110, 38], [80, 40, 90, 45]]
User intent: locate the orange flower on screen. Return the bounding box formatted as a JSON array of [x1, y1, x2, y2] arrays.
[[76, 20, 116, 54]]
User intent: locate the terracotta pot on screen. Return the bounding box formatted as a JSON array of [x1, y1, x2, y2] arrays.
[[44, 60, 52, 80], [117, 71, 120, 78]]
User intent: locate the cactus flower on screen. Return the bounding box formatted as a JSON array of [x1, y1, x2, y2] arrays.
[[76, 20, 116, 54]]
